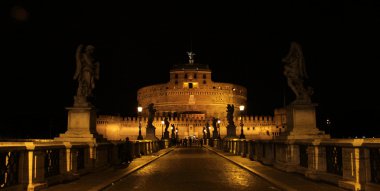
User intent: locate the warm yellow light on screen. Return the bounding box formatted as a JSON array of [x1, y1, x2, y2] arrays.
[[161, 120, 164, 125], [239, 105, 245, 111], [218, 120, 221, 124], [137, 106, 143, 113]]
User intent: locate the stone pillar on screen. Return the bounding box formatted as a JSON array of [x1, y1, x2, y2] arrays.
[[24, 143, 48, 191], [164, 139, 170, 149], [273, 140, 299, 172], [233, 141, 237, 155], [338, 140, 364, 191], [305, 140, 323, 180], [63, 142, 72, 173]]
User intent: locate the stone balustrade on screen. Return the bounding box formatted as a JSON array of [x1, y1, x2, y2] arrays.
[[214, 138, 380, 191], [0, 140, 162, 191]]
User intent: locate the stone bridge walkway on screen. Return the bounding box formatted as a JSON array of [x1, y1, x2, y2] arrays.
[[41, 146, 347, 191]]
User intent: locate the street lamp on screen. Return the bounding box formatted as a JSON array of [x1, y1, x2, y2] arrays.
[[239, 105, 245, 139], [137, 106, 143, 140], [217, 119, 221, 139], [161, 120, 164, 139]]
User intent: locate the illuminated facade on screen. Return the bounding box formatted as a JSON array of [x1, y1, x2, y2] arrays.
[[137, 53, 246, 118], [96, 53, 286, 140]]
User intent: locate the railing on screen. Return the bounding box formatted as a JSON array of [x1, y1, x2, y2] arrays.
[[299, 144, 308, 168], [0, 140, 163, 190], [44, 149, 60, 178], [370, 148, 380, 184], [216, 138, 380, 191], [0, 151, 19, 188], [325, 146, 342, 176], [76, 148, 85, 170]]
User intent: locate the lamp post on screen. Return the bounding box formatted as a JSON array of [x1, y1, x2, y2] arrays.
[[239, 105, 245, 139], [137, 106, 143, 140], [217, 119, 221, 139], [161, 120, 164, 140]]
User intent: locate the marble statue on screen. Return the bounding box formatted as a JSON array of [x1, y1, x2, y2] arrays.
[[226, 104, 235, 126], [282, 42, 313, 104], [73, 44, 99, 106], [164, 117, 170, 133], [147, 103, 156, 126]]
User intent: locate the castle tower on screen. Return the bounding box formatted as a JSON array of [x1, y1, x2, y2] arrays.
[[137, 52, 247, 119]]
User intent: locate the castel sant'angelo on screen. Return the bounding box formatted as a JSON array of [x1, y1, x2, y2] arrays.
[[97, 52, 286, 140]]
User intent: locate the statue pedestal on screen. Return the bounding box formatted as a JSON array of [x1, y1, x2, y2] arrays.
[[212, 131, 219, 139], [164, 131, 170, 139], [145, 126, 159, 141], [280, 103, 329, 140], [225, 125, 237, 138], [55, 107, 105, 142]]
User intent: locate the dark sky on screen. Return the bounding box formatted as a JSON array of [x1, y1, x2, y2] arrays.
[[1, 1, 379, 138]]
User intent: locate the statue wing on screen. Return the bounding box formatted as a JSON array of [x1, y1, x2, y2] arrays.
[[73, 44, 83, 80], [293, 42, 308, 79]]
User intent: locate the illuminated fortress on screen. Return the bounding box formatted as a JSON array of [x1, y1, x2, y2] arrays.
[[96, 53, 286, 140], [137, 52, 247, 118]]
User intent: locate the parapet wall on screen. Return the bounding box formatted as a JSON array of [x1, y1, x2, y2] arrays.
[[97, 115, 275, 125], [96, 115, 284, 141]]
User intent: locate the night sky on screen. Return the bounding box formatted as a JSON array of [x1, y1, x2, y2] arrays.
[[1, 1, 379, 138]]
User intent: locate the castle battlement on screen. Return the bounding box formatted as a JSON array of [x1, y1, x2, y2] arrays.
[[97, 115, 275, 126]]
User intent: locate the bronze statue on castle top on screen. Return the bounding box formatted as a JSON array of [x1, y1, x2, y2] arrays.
[[187, 51, 195, 64]]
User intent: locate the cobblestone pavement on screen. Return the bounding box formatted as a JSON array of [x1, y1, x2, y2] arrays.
[[104, 147, 281, 191], [42, 146, 347, 191], [206, 146, 348, 191]]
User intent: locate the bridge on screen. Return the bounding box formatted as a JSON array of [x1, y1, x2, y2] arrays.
[[1, 138, 379, 191]]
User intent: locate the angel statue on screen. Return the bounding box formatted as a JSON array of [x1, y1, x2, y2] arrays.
[[282, 42, 313, 104], [187, 51, 195, 64], [147, 103, 157, 127], [73, 44, 100, 106], [226, 104, 235, 126]]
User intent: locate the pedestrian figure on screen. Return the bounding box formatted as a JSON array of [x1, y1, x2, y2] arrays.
[[125, 137, 133, 164]]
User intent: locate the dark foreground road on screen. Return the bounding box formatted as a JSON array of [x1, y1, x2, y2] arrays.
[[104, 147, 281, 191]]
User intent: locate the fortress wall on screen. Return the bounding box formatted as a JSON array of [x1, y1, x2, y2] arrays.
[[96, 115, 283, 140], [137, 81, 247, 116]]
